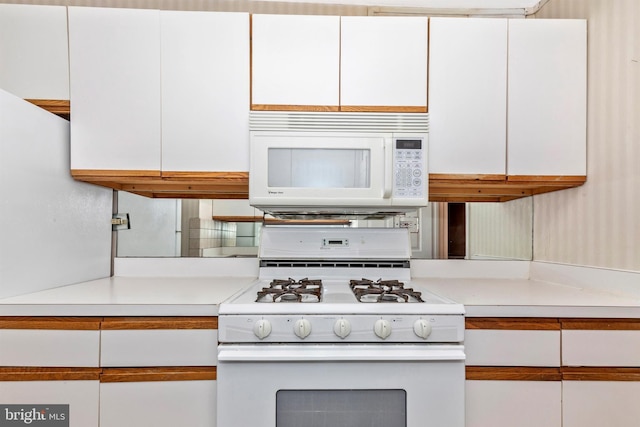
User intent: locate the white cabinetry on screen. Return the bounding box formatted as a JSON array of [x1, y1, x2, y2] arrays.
[[563, 381, 640, 427], [465, 329, 559, 366], [0, 330, 99, 367], [340, 17, 427, 110], [0, 4, 69, 100], [428, 18, 507, 175], [251, 14, 340, 108], [68, 7, 161, 172], [161, 11, 250, 172], [0, 380, 100, 427], [507, 19, 587, 176], [100, 379, 216, 427], [252, 15, 427, 112], [101, 329, 218, 367], [466, 380, 561, 427]]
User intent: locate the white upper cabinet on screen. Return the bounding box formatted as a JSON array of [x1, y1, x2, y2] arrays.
[[0, 4, 69, 100], [161, 11, 250, 172], [428, 18, 508, 175], [251, 14, 340, 108], [68, 7, 161, 172], [507, 19, 587, 176], [340, 16, 428, 110]]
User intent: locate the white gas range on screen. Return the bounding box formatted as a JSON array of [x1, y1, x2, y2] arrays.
[[217, 227, 465, 427]]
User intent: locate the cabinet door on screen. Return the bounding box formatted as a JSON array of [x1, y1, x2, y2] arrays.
[[507, 19, 587, 176], [563, 381, 640, 427], [100, 380, 216, 427], [340, 16, 427, 111], [251, 14, 340, 109], [428, 18, 507, 175], [0, 4, 69, 100], [161, 11, 250, 172], [0, 380, 99, 427], [466, 380, 561, 427], [68, 7, 161, 172]]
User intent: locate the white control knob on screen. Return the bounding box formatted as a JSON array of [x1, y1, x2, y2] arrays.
[[253, 319, 272, 340], [294, 318, 312, 339], [333, 318, 352, 339], [413, 319, 432, 339], [374, 319, 392, 340]]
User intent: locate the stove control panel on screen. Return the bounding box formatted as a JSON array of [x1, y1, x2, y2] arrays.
[[220, 314, 463, 344]]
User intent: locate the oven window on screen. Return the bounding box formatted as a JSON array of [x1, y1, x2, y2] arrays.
[[276, 389, 406, 427], [268, 148, 371, 189]]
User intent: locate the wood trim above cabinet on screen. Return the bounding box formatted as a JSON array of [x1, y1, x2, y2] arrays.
[[0, 317, 102, 330], [101, 317, 218, 330], [0, 367, 102, 381], [466, 367, 562, 381], [466, 318, 560, 330], [100, 367, 217, 383]]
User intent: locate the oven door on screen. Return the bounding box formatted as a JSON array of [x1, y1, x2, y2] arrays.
[[217, 344, 465, 427]]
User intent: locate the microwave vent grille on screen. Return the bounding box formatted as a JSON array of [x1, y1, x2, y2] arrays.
[[249, 111, 428, 133]]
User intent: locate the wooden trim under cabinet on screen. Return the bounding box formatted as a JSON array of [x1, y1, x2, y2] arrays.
[[100, 367, 216, 383], [25, 99, 70, 119], [0, 367, 102, 381], [0, 317, 102, 330], [251, 104, 340, 112], [466, 318, 560, 330], [339, 105, 427, 113], [101, 317, 218, 330]]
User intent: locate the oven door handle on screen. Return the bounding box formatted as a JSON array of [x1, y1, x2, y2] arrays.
[[218, 344, 465, 362]]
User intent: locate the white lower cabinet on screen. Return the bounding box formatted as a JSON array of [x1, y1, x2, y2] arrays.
[[99, 380, 216, 427], [466, 380, 561, 427], [0, 380, 100, 427], [563, 381, 640, 427]]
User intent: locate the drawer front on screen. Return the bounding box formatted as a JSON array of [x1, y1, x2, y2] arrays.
[[0, 329, 100, 367], [466, 330, 560, 366], [100, 329, 217, 367], [562, 330, 640, 367]]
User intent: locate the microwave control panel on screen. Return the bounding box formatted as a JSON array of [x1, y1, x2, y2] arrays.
[[393, 138, 425, 199]]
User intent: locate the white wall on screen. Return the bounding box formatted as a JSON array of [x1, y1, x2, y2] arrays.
[[534, 0, 640, 271], [0, 89, 112, 298]]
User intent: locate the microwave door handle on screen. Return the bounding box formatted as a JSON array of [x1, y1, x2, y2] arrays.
[[383, 139, 393, 198]]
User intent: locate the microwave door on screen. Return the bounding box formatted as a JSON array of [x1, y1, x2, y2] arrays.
[[250, 133, 390, 206]]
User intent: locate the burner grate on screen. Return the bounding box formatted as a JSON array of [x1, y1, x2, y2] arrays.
[[256, 278, 322, 303], [350, 278, 425, 303]]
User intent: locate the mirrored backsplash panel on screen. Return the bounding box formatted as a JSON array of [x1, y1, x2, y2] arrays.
[[115, 192, 532, 260]]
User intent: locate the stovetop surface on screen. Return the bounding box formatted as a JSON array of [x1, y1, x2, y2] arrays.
[[219, 276, 464, 316]]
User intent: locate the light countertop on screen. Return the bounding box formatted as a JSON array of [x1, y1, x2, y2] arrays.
[[0, 260, 638, 318], [0, 276, 257, 316]]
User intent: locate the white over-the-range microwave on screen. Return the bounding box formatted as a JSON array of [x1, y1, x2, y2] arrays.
[[249, 111, 429, 217]]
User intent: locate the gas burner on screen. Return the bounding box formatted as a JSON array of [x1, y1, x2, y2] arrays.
[[256, 278, 322, 303], [349, 278, 425, 303]]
